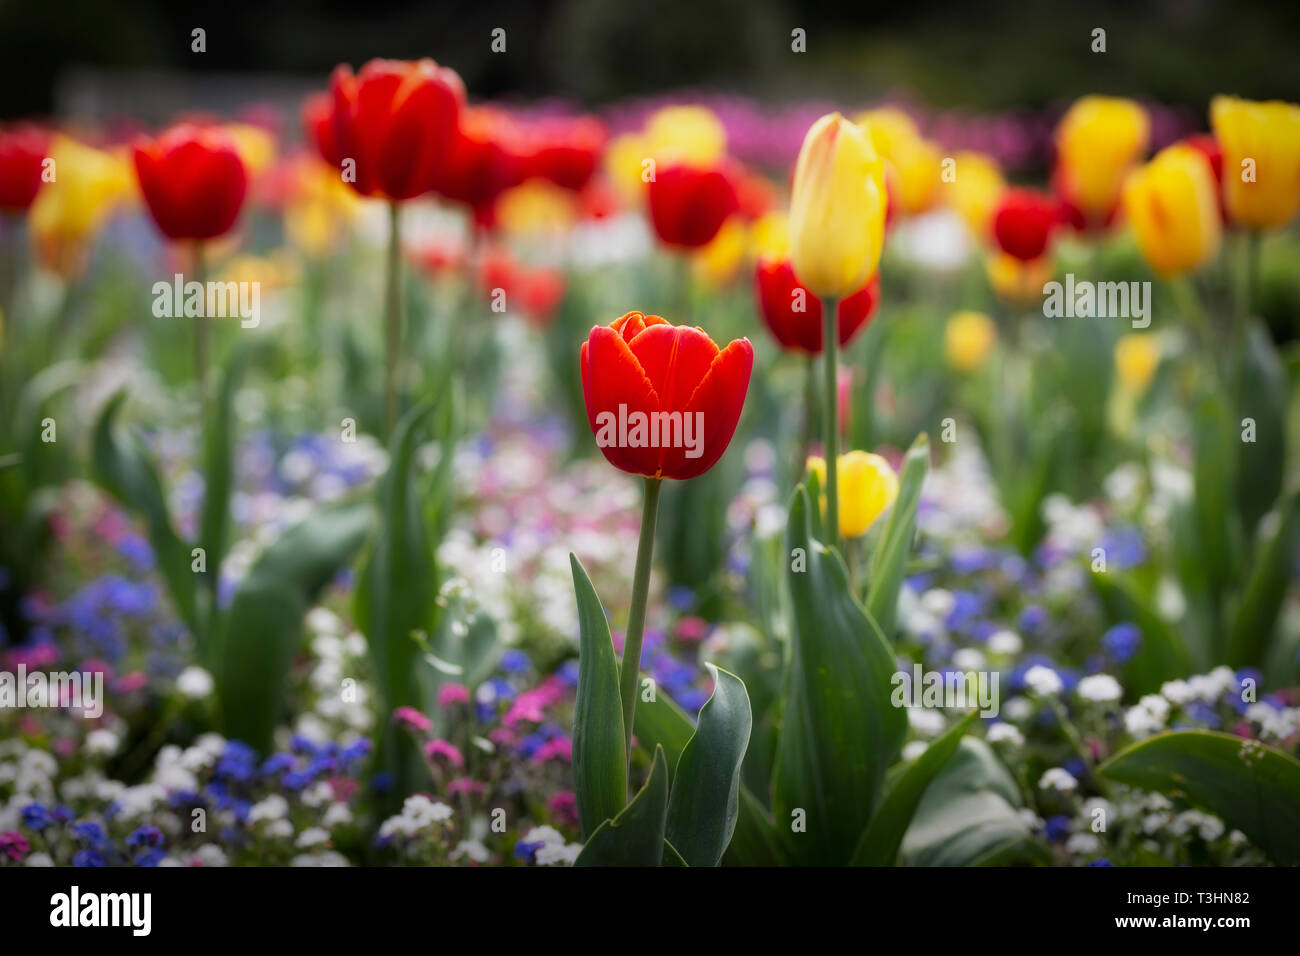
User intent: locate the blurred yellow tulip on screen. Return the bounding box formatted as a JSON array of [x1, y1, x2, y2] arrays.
[[986, 251, 1053, 307], [789, 113, 887, 298], [1210, 95, 1300, 230], [1055, 96, 1149, 226], [748, 209, 789, 260], [496, 179, 576, 236], [1114, 333, 1160, 394], [1123, 143, 1222, 276], [945, 310, 997, 372], [604, 132, 650, 207], [28, 135, 133, 277], [224, 123, 277, 180], [857, 107, 940, 215], [284, 158, 359, 257], [692, 215, 748, 287], [940, 151, 1006, 239], [807, 450, 898, 538], [645, 105, 727, 167]]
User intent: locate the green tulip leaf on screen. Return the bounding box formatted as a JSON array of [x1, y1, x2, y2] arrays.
[[575, 745, 669, 867], [866, 432, 928, 641]]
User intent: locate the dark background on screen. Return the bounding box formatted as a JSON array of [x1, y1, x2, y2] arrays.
[[2, 0, 1299, 119]]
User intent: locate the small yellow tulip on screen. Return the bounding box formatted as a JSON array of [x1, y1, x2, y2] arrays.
[[28, 136, 133, 277], [945, 310, 997, 372], [1210, 95, 1300, 230], [693, 215, 748, 287], [284, 158, 359, 257], [986, 251, 1053, 307], [857, 108, 940, 215], [789, 113, 888, 298], [940, 151, 1006, 239], [224, 123, 277, 180], [645, 105, 727, 167], [1114, 334, 1161, 394], [807, 451, 898, 539], [1122, 143, 1222, 277], [1055, 96, 1149, 226]]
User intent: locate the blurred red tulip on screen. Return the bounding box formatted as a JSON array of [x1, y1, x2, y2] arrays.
[[133, 123, 248, 241], [647, 161, 741, 248], [330, 58, 463, 200], [992, 188, 1058, 262], [436, 107, 529, 228], [582, 312, 752, 480], [302, 92, 340, 167], [0, 124, 50, 212], [736, 168, 778, 221], [755, 257, 879, 355], [530, 116, 606, 192], [1183, 133, 1227, 221]]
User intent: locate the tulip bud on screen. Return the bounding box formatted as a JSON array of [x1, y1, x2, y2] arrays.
[[944, 310, 997, 373], [806, 450, 898, 539], [992, 188, 1059, 262], [1054, 96, 1149, 229], [1114, 333, 1161, 394], [1122, 143, 1222, 276], [755, 256, 878, 355], [789, 113, 888, 298], [1210, 95, 1300, 231], [133, 124, 248, 241]]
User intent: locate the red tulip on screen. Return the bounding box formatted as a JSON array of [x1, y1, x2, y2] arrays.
[[302, 92, 340, 167], [436, 107, 529, 228], [530, 116, 606, 192], [330, 58, 463, 200], [581, 312, 753, 480], [647, 161, 741, 248], [992, 188, 1059, 262], [133, 124, 248, 241], [755, 257, 879, 354], [1183, 133, 1227, 221], [0, 125, 50, 212]]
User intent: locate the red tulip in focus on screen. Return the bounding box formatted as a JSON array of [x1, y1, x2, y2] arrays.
[[330, 58, 463, 200], [581, 312, 753, 480], [529, 116, 606, 192], [647, 161, 741, 248], [755, 257, 879, 355], [992, 188, 1059, 262], [133, 124, 248, 241], [0, 124, 49, 212]]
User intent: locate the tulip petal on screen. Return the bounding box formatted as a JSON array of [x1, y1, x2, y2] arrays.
[[582, 326, 663, 477], [659, 338, 753, 480]]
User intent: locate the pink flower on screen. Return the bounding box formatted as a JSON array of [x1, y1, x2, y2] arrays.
[[675, 616, 710, 644], [488, 727, 517, 748], [504, 683, 564, 727], [548, 791, 579, 828], [114, 672, 149, 694], [533, 737, 572, 764], [437, 683, 470, 709], [0, 831, 30, 863], [424, 739, 465, 768], [447, 776, 485, 797], [393, 706, 433, 733]]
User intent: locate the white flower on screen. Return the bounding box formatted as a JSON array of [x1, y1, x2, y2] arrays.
[[920, 589, 955, 618], [535, 842, 582, 866], [1066, 833, 1101, 855], [1160, 680, 1193, 705], [296, 827, 330, 848], [1137, 694, 1170, 721], [902, 741, 929, 762], [306, 607, 343, 635], [25, 852, 54, 867], [1038, 767, 1078, 792], [1003, 696, 1033, 721], [521, 825, 565, 846], [401, 794, 453, 830], [176, 666, 214, 700], [323, 803, 354, 828], [987, 629, 1022, 656], [1024, 666, 1063, 697], [192, 845, 228, 867], [906, 708, 945, 738], [987, 723, 1024, 747], [84, 729, 120, 757], [265, 819, 294, 840], [1077, 674, 1122, 703], [248, 794, 290, 823], [450, 840, 491, 864], [952, 648, 987, 671], [291, 851, 350, 867], [301, 782, 333, 808], [1124, 705, 1164, 738]]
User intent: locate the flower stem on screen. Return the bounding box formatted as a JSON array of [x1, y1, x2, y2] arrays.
[[619, 475, 663, 765], [796, 354, 817, 484], [193, 241, 209, 424], [821, 296, 841, 551], [384, 200, 403, 439]]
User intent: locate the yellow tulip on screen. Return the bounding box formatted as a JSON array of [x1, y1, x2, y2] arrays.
[[807, 451, 898, 539], [693, 215, 748, 287], [28, 136, 133, 277], [604, 132, 650, 207], [645, 105, 727, 167], [496, 179, 576, 236], [1055, 96, 1149, 226], [945, 310, 997, 372], [1122, 143, 1222, 276], [986, 251, 1053, 307], [1210, 95, 1300, 230], [284, 158, 359, 257], [224, 123, 277, 180], [748, 209, 789, 260], [857, 108, 940, 215], [789, 113, 887, 298], [940, 151, 1006, 239], [1114, 333, 1160, 394]]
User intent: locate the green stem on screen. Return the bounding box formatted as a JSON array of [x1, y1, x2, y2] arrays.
[[384, 200, 403, 439], [194, 242, 209, 424], [796, 354, 817, 485], [619, 476, 663, 765], [822, 296, 841, 552]]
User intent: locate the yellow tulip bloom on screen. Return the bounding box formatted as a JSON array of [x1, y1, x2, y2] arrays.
[[857, 107, 941, 215], [1122, 144, 1222, 276], [645, 105, 727, 167], [1055, 96, 1149, 226], [789, 113, 888, 298], [807, 451, 899, 539], [945, 310, 997, 372], [1114, 333, 1161, 394], [1210, 95, 1300, 230], [28, 136, 133, 277], [940, 151, 1006, 239], [986, 251, 1053, 307]]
